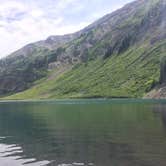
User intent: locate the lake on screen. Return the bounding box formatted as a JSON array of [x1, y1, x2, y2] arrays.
[[0, 99, 166, 166]]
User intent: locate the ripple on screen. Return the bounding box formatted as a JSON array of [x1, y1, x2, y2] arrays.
[[0, 144, 50, 166]]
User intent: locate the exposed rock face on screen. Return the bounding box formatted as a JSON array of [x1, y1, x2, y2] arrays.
[[0, 0, 165, 96], [145, 56, 166, 99], [48, 62, 61, 70], [145, 85, 166, 99]]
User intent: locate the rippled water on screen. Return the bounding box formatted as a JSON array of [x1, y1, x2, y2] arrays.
[[0, 99, 166, 166]]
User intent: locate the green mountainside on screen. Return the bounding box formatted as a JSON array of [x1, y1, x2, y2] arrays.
[[1, 0, 166, 99]]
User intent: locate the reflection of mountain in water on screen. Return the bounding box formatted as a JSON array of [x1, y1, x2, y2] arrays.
[[152, 103, 166, 130], [0, 101, 166, 166]]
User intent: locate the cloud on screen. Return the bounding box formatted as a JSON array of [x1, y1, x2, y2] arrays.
[[0, 1, 26, 21], [0, 0, 134, 58]]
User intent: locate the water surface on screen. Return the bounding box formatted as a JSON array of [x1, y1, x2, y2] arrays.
[[0, 99, 166, 166]]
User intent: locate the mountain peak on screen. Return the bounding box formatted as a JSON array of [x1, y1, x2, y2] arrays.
[[0, 0, 166, 99]]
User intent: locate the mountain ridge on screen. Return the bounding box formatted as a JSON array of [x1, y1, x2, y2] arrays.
[[1, 0, 166, 99]]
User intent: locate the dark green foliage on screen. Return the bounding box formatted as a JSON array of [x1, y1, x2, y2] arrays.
[[47, 51, 58, 63], [103, 46, 113, 59], [118, 35, 132, 54], [145, 79, 157, 92], [160, 56, 166, 83]]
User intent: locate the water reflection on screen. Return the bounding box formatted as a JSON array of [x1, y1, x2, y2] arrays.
[[152, 103, 166, 129], [0, 100, 166, 166]]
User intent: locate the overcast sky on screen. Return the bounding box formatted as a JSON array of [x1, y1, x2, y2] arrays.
[[0, 0, 134, 58]]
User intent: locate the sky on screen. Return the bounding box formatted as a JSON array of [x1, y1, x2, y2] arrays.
[[0, 0, 134, 58]]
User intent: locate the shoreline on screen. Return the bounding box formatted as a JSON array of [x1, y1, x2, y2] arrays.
[[0, 98, 166, 103]]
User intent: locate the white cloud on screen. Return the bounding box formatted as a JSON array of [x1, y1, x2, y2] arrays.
[[0, 1, 26, 21], [30, 9, 44, 18], [0, 0, 134, 58], [0, 0, 83, 57], [56, 0, 79, 10]]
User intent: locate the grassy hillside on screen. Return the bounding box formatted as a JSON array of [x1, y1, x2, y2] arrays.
[[1, 0, 166, 99], [5, 40, 166, 100]]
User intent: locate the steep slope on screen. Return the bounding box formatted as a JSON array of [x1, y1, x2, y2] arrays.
[[2, 0, 166, 99], [0, 34, 78, 94]]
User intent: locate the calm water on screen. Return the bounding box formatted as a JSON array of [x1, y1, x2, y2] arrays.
[[0, 99, 166, 166]]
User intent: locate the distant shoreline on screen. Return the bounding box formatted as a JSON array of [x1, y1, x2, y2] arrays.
[[0, 98, 166, 103]]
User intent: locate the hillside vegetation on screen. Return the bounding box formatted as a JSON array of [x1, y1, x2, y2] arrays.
[[2, 0, 166, 99]]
